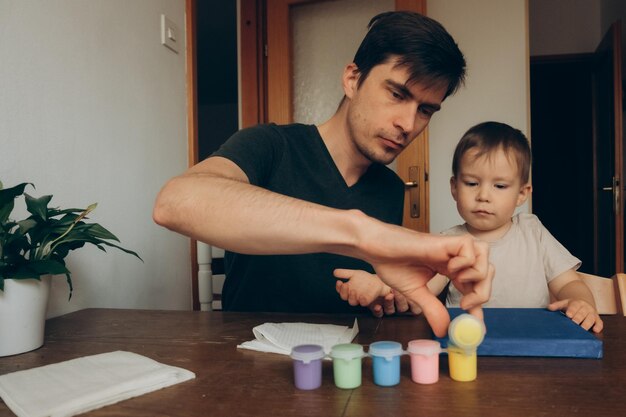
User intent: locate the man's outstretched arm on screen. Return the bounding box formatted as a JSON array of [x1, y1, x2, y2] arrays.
[[153, 156, 492, 336]]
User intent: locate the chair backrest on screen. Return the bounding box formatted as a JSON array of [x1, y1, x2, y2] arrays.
[[197, 242, 225, 311], [579, 272, 626, 316], [615, 273, 626, 316]]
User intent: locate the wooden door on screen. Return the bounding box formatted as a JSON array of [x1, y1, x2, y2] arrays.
[[240, 0, 430, 232], [592, 21, 623, 276]]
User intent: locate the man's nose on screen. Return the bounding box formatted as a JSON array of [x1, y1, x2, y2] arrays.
[[393, 104, 417, 136]]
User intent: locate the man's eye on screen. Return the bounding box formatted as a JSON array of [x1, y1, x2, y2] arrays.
[[418, 106, 434, 117], [391, 90, 403, 100]]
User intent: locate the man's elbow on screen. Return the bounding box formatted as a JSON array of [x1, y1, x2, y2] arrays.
[[152, 181, 178, 229], [152, 199, 168, 228]]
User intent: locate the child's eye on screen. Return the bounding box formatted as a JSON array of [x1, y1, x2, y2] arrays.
[[495, 184, 508, 189], [464, 181, 478, 187]]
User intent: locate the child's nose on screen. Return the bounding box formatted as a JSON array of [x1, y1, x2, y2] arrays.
[[476, 186, 490, 202]]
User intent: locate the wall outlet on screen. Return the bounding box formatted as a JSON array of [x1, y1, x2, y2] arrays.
[[161, 14, 179, 53]]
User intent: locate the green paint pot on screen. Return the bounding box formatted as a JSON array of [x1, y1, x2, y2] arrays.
[[330, 343, 364, 389]]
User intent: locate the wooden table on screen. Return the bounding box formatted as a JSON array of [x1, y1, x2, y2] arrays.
[[0, 309, 624, 417]]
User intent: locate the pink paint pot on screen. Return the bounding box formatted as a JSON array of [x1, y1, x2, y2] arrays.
[[407, 339, 441, 384]]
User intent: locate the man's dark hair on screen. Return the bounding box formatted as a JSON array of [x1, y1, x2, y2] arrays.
[[452, 121, 532, 184], [352, 11, 466, 98]]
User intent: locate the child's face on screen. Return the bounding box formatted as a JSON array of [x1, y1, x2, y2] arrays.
[[450, 147, 531, 241]]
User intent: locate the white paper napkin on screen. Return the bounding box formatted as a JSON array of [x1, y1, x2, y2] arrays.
[[0, 351, 195, 417], [237, 319, 359, 355]]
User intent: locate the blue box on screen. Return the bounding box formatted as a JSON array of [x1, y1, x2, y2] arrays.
[[437, 308, 603, 359]]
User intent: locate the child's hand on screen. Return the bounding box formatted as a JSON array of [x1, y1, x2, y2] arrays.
[[548, 299, 604, 333], [334, 269, 392, 316]]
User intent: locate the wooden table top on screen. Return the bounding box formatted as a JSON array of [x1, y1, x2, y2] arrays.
[[0, 309, 625, 417]]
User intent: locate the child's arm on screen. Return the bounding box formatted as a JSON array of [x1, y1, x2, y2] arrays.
[[334, 269, 453, 317], [334, 269, 391, 316], [547, 269, 604, 333]]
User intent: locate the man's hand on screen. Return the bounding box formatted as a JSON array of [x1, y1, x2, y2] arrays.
[[363, 231, 493, 337]]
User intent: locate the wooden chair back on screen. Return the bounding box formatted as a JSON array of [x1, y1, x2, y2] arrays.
[[579, 272, 626, 316]]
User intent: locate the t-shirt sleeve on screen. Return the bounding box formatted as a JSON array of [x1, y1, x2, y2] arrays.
[[532, 216, 582, 281], [211, 124, 284, 186]]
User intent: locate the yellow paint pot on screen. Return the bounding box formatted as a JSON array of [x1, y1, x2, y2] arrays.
[[447, 314, 485, 382], [447, 345, 477, 382]]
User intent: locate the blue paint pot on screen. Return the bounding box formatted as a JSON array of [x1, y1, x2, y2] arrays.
[[368, 341, 403, 387]]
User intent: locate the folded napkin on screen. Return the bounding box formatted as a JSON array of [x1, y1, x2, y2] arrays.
[[237, 319, 359, 356], [0, 351, 195, 417]]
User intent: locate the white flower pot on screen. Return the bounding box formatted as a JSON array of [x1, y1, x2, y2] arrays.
[[0, 275, 51, 357]]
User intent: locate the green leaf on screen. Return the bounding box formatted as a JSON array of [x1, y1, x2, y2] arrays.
[[0, 183, 32, 224], [0, 182, 31, 206], [3, 259, 69, 278], [17, 218, 38, 234], [75, 223, 119, 241], [25, 193, 53, 221]]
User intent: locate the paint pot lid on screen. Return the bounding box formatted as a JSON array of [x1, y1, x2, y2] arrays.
[[448, 314, 485, 350], [329, 343, 364, 360], [290, 344, 325, 363], [368, 341, 404, 358], [407, 339, 441, 356]]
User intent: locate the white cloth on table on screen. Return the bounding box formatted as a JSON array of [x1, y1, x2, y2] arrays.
[[237, 319, 359, 356], [0, 350, 195, 417]]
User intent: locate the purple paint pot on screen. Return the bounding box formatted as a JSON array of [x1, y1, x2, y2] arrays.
[[290, 344, 326, 390]]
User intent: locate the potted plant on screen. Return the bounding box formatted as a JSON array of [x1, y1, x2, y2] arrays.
[[0, 180, 141, 356]]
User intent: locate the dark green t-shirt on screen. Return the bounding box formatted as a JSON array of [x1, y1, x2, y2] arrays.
[[212, 123, 404, 313]]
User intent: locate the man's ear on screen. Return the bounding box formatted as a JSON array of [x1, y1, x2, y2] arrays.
[[342, 63, 360, 99], [516, 183, 532, 206], [450, 176, 459, 201]]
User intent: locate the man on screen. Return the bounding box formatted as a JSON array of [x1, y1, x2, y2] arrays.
[[153, 11, 493, 337]]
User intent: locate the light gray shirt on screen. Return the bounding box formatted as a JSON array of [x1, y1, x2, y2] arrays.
[[442, 213, 581, 308]]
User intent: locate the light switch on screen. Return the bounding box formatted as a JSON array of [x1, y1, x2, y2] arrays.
[[161, 14, 179, 53]]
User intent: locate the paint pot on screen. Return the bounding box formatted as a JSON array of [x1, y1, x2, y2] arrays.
[[290, 344, 325, 390], [329, 343, 364, 389], [368, 341, 404, 387], [407, 339, 441, 384], [447, 314, 485, 382]]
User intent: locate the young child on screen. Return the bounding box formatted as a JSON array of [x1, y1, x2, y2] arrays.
[[336, 121, 603, 333]]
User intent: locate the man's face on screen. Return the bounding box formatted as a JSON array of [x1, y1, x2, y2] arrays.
[[344, 59, 447, 165]]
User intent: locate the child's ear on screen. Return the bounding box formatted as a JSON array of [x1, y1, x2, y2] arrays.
[[516, 183, 532, 206], [450, 176, 459, 201], [342, 63, 360, 99]]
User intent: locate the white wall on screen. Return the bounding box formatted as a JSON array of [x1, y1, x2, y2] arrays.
[[0, 0, 192, 317], [428, 0, 530, 232]]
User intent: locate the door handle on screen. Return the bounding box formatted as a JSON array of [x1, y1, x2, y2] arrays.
[[601, 176, 620, 214], [405, 166, 420, 218]]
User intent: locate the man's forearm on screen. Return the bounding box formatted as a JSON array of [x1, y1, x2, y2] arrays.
[[153, 173, 371, 257]]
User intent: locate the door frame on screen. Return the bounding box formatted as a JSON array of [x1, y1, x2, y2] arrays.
[[185, 0, 200, 310], [592, 21, 624, 275]]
